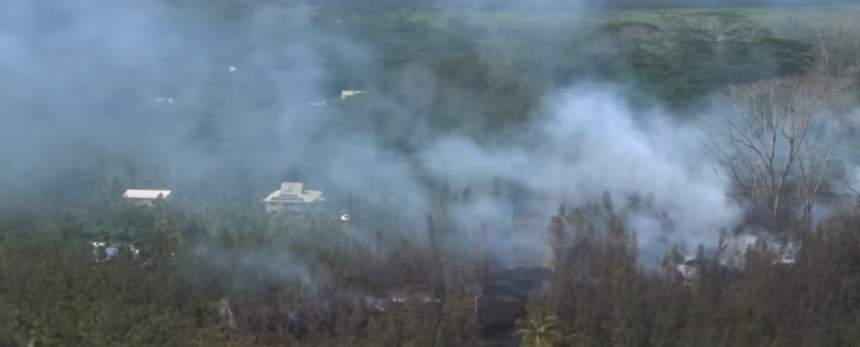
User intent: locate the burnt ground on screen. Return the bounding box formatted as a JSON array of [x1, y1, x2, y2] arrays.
[[477, 267, 552, 347]]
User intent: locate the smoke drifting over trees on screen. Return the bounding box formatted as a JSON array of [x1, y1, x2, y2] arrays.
[[1, 0, 860, 346], [422, 86, 741, 262], [0, 0, 734, 259]]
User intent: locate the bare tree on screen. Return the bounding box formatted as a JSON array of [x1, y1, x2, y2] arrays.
[[813, 20, 860, 79], [715, 75, 851, 232]]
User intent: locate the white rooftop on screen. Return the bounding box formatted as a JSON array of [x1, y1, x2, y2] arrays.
[[263, 182, 324, 204], [123, 189, 172, 200], [340, 90, 367, 99]]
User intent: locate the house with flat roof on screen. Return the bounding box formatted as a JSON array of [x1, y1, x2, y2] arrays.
[[262, 182, 324, 213], [340, 89, 367, 99], [123, 189, 171, 207]]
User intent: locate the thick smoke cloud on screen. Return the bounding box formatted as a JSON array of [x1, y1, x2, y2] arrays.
[[0, 0, 745, 269], [421, 86, 741, 263], [0, 1, 415, 207]]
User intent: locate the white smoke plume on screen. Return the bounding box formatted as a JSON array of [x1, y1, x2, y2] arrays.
[[420, 85, 742, 263], [0, 0, 752, 272]]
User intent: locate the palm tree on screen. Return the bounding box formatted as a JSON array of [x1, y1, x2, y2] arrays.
[[514, 310, 563, 347]]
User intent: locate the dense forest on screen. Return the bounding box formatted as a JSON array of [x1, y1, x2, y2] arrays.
[[2, 1, 860, 346]]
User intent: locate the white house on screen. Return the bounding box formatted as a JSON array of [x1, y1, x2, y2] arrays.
[[340, 90, 367, 99], [91, 241, 140, 263], [122, 189, 172, 207], [676, 256, 700, 281], [262, 182, 325, 213]]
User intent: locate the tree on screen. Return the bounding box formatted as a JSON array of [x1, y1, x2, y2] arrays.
[[605, 12, 813, 108], [812, 19, 860, 79], [515, 310, 564, 347], [714, 75, 852, 231]]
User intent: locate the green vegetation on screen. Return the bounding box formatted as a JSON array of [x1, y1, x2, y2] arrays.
[[540, 199, 860, 347], [3, 2, 860, 347], [514, 311, 564, 347], [326, 4, 841, 133], [6, 193, 860, 346]]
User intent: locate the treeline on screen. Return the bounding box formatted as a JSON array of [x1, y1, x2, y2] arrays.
[[0, 6, 827, 209], [3, 4, 860, 347], [4, 194, 860, 346], [317, 8, 829, 134], [0, 200, 486, 346], [305, 0, 859, 12], [516, 197, 860, 347], [598, 0, 858, 9]]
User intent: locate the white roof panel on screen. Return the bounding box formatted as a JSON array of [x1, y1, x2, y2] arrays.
[[280, 182, 304, 196], [263, 182, 324, 204], [123, 189, 171, 200]]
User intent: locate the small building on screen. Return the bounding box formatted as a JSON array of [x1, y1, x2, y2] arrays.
[[91, 241, 140, 263], [676, 256, 699, 281], [122, 189, 171, 207], [262, 182, 325, 213], [340, 90, 367, 99]]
